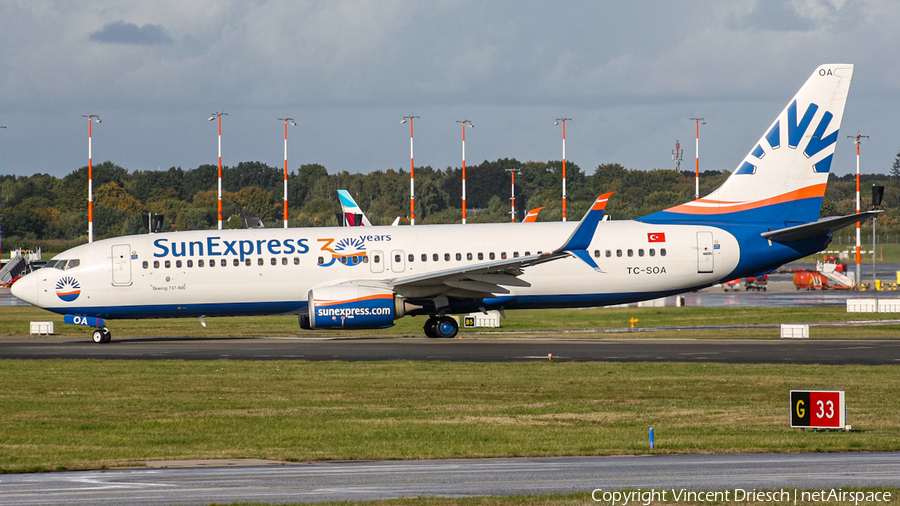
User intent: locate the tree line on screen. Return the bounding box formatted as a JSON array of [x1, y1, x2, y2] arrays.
[[2, 153, 900, 252]]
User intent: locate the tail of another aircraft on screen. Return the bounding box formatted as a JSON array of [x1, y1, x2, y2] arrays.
[[337, 190, 373, 227], [641, 64, 853, 229]]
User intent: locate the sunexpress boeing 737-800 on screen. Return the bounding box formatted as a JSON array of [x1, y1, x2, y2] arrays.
[[13, 64, 877, 343]]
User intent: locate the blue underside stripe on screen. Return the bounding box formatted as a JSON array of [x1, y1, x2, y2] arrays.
[[45, 301, 307, 320]]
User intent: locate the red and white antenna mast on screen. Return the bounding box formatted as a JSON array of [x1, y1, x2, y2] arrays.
[[279, 116, 296, 228], [82, 114, 101, 242], [672, 138, 683, 172], [690, 117, 705, 200], [208, 112, 227, 230], [401, 115, 419, 225], [848, 132, 869, 286]]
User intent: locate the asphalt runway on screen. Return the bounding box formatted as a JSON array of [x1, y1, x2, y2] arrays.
[[2, 453, 898, 505], [1, 335, 900, 364]]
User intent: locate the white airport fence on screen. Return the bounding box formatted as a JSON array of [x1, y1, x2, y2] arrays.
[[846, 298, 900, 312], [780, 324, 809, 339], [462, 310, 501, 328], [30, 321, 54, 335]]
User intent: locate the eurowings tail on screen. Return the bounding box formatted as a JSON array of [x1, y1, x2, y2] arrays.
[[337, 190, 372, 227], [641, 64, 853, 229]]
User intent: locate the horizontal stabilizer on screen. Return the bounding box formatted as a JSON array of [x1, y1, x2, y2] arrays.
[[761, 210, 882, 242]]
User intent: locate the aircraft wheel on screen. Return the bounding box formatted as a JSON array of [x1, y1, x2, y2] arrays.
[[92, 328, 112, 344], [434, 316, 459, 339], [423, 318, 438, 338]]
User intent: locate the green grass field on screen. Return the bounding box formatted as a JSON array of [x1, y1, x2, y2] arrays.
[[174, 490, 900, 506], [1, 360, 898, 473]]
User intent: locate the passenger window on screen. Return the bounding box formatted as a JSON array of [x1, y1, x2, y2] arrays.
[[501, 252, 507, 259], [649, 249, 656, 257], [176, 260, 183, 268], [638, 249, 644, 257], [467, 253, 473, 261], [489, 252, 495, 260], [258, 258, 264, 266], [444, 253, 450, 261], [362, 256, 368, 263], [282, 257, 288, 265], [513, 252, 519, 258], [220, 259, 227, 267], [294, 257, 300, 265], [270, 257, 277, 266], [605, 250, 612, 258], [165, 260, 171, 268], [593, 250, 600, 258], [455, 253, 462, 261], [233, 259, 240, 266], [616, 250, 622, 258], [245, 259, 252, 266], [661, 248, 667, 257], [318, 256, 325, 265], [478, 252, 484, 260], [209, 260, 215, 267], [525, 251, 531, 256], [187, 260, 193, 268], [395, 254, 402, 263], [433, 253, 439, 262], [374, 255, 381, 264], [421, 254, 427, 262], [198, 259, 205, 267], [408, 254, 414, 262], [142, 261, 149, 269], [627, 249, 633, 257]]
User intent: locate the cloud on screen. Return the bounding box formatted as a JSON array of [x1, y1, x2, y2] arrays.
[[89, 21, 173, 45]]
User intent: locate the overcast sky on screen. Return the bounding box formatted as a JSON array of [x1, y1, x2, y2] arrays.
[[1, 0, 898, 182]]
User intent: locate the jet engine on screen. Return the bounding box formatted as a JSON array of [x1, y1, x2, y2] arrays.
[[300, 281, 418, 330]]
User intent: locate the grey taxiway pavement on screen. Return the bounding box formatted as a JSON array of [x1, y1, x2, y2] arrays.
[[1, 336, 899, 364], [2, 453, 899, 505]]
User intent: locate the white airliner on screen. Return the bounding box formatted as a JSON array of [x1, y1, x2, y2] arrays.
[[13, 64, 876, 343]]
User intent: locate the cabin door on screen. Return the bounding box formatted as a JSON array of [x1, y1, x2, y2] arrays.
[[111, 244, 133, 286], [696, 232, 714, 273], [390, 249, 406, 273], [370, 250, 384, 273]]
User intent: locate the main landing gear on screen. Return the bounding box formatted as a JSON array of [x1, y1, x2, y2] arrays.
[[91, 328, 112, 344], [423, 316, 459, 339]]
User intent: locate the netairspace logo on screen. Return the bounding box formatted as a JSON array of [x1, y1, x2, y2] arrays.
[[590, 488, 892, 505]]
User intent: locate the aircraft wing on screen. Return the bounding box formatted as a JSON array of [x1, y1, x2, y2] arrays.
[[386, 251, 569, 299], [386, 192, 614, 301]]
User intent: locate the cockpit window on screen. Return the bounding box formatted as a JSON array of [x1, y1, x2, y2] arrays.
[[66, 259, 80, 269], [44, 259, 64, 269]]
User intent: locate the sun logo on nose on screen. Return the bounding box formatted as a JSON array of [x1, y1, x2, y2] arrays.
[[55, 276, 81, 302]]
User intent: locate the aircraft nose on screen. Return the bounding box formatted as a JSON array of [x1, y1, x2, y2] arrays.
[[10, 272, 39, 306]]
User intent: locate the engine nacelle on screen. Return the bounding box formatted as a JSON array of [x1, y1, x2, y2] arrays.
[[305, 282, 397, 330]]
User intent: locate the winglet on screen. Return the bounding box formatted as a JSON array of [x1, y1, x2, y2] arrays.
[[556, 192, 615, 271]]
